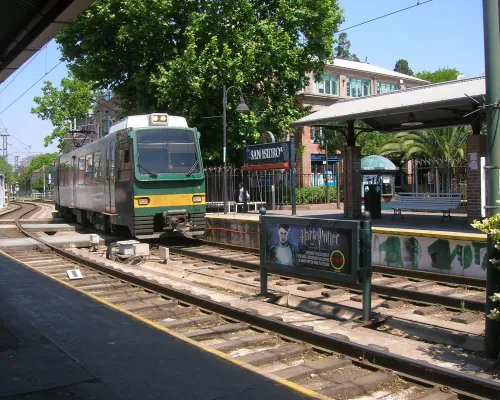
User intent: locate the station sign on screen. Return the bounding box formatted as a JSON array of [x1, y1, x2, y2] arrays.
[[259, 215, 360, 284], [243, 142, 290, 170]]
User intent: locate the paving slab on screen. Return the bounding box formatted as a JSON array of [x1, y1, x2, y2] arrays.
[[0, 253, 310, 400]]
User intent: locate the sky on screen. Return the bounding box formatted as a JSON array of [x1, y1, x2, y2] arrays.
[[0, 0, 486, 166]]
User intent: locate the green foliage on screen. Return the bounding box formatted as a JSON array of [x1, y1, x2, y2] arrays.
[[0, 158, 14, 183], [358, 132, 392, 156], [31, 177, 45, 191], [333, 32, 359, 61], [471, 214, 500, 321], [31, 74, 97, 151], [315, 123, 390, 156], [415, 68, 460, 83], [18, 153, 59, 187], [277, 186, 342, 205], [378, 127, 470, 164], [394, 59, 413, 76], [296, 186, 339, 204], [56, 0, 344, 163]]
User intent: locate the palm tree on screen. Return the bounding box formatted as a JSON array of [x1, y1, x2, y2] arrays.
[[378, 127, 471, 194], [378, 127, 470, 165]]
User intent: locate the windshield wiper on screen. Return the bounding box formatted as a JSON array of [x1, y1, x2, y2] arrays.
[[186, 160, 199, 177], [137, 155, 158, 178]]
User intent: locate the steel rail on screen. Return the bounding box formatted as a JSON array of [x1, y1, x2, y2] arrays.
[[191, 238, 487, 288], [168, 245, 485, 311], [13, 221, 499, 399]]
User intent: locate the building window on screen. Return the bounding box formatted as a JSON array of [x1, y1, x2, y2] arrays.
[[377, 82, 399, 94], [310, 127, 324, 143], [347, 77, 371, 97], [315, 73, 339, 95]]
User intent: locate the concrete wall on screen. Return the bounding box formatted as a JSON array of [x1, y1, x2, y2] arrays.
[[203, 216, 487, 279], [203, 217, 260, 250], [372, 233, 487, 279]]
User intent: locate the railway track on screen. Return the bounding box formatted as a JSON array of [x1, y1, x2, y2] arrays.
[[0, 204, 498, 399], [168, 241, 486, 313]]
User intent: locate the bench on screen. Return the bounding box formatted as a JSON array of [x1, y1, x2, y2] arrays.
[[236, 201, 266, 211], [391, 192, 462, 222]]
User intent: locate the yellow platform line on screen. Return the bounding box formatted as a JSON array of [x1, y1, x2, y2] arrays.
[[372, 227, 487, 242], [0, 249, 332, 400]]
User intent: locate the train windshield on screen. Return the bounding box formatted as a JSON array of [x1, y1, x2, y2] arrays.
[[136, 128, 199, 175]]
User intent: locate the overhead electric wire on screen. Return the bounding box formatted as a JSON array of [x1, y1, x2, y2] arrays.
[[0, 61, 63, 115], [0, 119, 31, 149], [0, 45, 48, 95], [339, 0, 433, 32]]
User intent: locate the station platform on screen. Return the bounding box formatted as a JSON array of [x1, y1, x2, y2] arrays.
[[0, 253, 310, 400], [202, 209, 488, 279], [206, 208, 482, 235]]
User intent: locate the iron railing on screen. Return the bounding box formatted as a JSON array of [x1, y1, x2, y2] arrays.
[[204, 166, 342, 213]]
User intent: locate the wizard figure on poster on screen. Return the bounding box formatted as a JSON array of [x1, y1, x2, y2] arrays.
[[268, 224, 298, 266]]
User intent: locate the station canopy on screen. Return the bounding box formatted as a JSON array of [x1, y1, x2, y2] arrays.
[[293, 77, 485, 132], [0, 0, 95, 84]]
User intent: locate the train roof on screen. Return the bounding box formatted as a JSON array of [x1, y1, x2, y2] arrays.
[[109, 113, 188, 134]]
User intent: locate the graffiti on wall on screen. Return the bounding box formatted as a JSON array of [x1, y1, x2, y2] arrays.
[[372, 234, 487, 279]]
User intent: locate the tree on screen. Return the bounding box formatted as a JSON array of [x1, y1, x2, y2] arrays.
[[333, 32, 360, 61], [18, 153, 59, 188], [394, 59, 413, 76], [0, 158, 14, 183], [31, 74, 98, 151], [316, 123, 390, 156], [56, 0, 344, 162], [378, 127, 470, 164], [358, 132, 392, 156], [415, 67, 461, 83]]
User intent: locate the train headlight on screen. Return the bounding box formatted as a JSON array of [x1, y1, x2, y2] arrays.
[[192, 195, 203, 203], [137, 197, 150, 205], [149, 113, 168, 125]]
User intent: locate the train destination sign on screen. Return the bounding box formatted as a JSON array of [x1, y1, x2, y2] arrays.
[[243, 142, 290, 169], [259, 215, 360, 284]]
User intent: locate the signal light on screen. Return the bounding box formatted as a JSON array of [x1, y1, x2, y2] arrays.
[[192, 195, 203, 203], [138, 197, 150, 205]]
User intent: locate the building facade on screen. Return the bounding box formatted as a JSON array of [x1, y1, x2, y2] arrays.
[[296, 59, 429, 175]]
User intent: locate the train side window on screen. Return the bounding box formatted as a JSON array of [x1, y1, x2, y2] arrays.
[[104, 147, 109, 183], [63, 163, 67, 186], [66, 162, 71, 186], [93, 151, 102, 183], [78, 157, 85, 184], [111, 144, 115, 183], [118, 144, 131, 181], [85, 154, 93, 185]]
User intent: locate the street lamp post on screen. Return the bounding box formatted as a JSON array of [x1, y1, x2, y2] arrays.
[[222, 85, 250, 214]]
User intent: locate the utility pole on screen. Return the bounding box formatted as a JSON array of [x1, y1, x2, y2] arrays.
[[0, 134, 8, 162], [483, 0, 500, 359]]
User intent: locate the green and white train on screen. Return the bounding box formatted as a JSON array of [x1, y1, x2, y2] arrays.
[[54, 113, 206, 238]]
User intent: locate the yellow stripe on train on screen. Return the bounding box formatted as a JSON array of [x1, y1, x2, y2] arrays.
[[134, 193, 206, 208]]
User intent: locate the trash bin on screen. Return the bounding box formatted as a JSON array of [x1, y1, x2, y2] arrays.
[[364, 184, 381, 219]]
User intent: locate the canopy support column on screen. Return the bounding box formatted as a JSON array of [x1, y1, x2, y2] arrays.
[[343, 120, 361, 219]]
